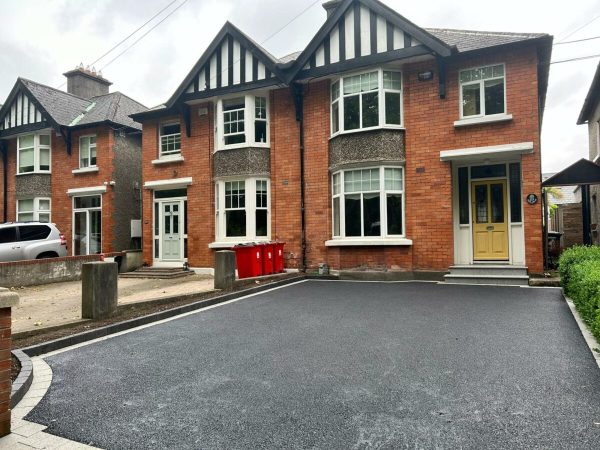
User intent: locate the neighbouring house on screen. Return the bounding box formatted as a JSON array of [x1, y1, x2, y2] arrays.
[[577, 61, 600, 245], [0, 67, 147, 256], [131, 0, 552, 280], [542, 174, 582, 249]]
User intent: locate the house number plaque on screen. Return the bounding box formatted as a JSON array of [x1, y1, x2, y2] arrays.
[[526, 194, 538, 205]]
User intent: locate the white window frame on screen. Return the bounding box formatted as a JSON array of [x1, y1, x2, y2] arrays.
[[215, 93, 270, 151], [214, 177, 271, 242], [16, 133, 51, 174], [330, 67, 404, 137], [72, 194, 102, 256], [79, 134, 97, 169], [16, 198, 51, 222], [159, 121, 182, 158], [458, 63, 507, 119], [331, 166, 405, 240]]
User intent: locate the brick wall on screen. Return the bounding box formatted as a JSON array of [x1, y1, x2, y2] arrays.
[[558, 203, 583, 248]]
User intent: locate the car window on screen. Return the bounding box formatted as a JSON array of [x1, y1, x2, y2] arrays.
[[18, 225, 51, 241], [0, 227, 17, 244]]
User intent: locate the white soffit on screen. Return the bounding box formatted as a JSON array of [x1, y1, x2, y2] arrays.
[[440, 142, 534, 162], [144, 177, 193, 190]]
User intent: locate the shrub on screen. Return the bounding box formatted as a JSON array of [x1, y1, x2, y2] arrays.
[[559, 245, 600, 294]]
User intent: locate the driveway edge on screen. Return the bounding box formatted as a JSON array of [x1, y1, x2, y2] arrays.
[[10, 350, 33, 408], [20, 275, 315, 358], [564, 293, 600, 369]]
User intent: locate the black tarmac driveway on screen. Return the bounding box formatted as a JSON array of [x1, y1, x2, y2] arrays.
[[27, 280, 600, 449]]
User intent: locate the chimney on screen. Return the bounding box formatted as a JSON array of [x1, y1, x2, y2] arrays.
[[322, 0, 342, 18], [63, 65, 112, 98]]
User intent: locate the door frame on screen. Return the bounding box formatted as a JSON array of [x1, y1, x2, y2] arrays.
[[471, 178, 509, 261], [152, 195, 188, 266]]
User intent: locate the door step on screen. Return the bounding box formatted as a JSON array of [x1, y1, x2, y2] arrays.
[[120, 267, 195, 280], [444, 265, 529, 286]]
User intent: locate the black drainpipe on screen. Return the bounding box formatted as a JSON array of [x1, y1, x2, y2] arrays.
[[1, 141, 7, 223], [292, 82, 307, 272]]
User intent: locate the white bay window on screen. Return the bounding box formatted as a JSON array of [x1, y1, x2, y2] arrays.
[[216, 94, 269, 150], [332, 167, 404, 239], [331, 68, 403, 136], [17, 133, 50, 174], [17, 198, 51, 222], [215, 178, 270, 242]]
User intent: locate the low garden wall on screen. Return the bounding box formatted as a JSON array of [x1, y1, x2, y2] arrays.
[[559, 245, 600, 341]]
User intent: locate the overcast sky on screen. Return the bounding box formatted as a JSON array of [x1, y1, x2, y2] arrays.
[[1, 0, 599, 172]]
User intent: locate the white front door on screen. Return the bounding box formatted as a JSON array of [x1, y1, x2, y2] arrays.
[[161, 202, 182, 261]]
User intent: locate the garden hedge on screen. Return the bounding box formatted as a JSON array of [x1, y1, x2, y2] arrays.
[[559, 245, 600, 341]]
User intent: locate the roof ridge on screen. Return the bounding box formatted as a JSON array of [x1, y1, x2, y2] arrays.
[[19, 77, 91, 103], [93, 90, 148, 110], [424, 27, 547, 38]]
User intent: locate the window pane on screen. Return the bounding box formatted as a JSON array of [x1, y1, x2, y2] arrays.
[[161, 123, 180, 135], [256, 210, 268, 237], [362, 92, 379, 128], [385, 92, 401, 125], [509, 163, 522, 222], [386, 194, 403, 235], [38, 213, 50, 223], [18, 135, 34, 148], [39, 135, 50, 146], [331, 101, 339, 134], [332, 173, 341, 195], [255, 97, 267, 119], [462, 84, 481, 117], [333, 197, 340, 236], [74, 211, 87, 256], [90, 144, 97, 166], [484, 79, 505, 115], [90, 210, 102, 254], [344, 96, 360, 130], [363, 193, 381, 236], [331, 80, 340, 100], [154, 203, 159, 235], [39, 148, 50, 171], [0, 227, 17, 244], [17, 213, 34, 222], [343, 75, 361, 95], [154, 188, 187, 199], [18, 199, 34, 212], [19, 148, 34, 172], [384, 168, 402, 191], [344, 194, 361, 236], [223, 97, 245, 110], [225, 134, 246, 145], [74, 195, 101, 209], [18, 225, 51, 241], [458, 167, 469, 225], [383, 71, 401, 90], [475, 185, 488, 223], [491, 183, 504, 223], [471, 164, 506, 179], [226, 210, 246, 237], [255, 120, 267, 144]]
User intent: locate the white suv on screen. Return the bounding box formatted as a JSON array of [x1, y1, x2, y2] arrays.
[[0, 222, 68, 262]]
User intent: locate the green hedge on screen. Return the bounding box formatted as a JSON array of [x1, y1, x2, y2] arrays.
[[559, 246, 600, 341]]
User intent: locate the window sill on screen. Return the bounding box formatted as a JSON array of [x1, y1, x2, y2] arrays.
[[330, 125, 405, 140], [72, 167, 99, 174], [16, 171, 51, 176], [208, 240, 271, 249], [215, 143, 270, 152], [325, 238, 413, 247], [152, 155, 184, 165], [454, 114, 513, 128]]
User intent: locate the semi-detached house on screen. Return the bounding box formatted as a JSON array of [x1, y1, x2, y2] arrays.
[[0, 68, 147, 257], [131, 0, 552, 281]]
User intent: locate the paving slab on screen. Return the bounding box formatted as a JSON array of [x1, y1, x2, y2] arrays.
[[23, 281, 600, 449]]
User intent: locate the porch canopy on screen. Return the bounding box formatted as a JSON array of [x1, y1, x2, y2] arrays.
[[542, 158, 600, 255]]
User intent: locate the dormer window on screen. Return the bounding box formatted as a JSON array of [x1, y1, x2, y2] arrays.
[[216, 94, 269, 150], [331, 68, 403, 136], [159, 122, 181, 157], [17, 133, 51, 174]]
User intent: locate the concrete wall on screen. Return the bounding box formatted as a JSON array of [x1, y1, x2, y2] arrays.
[[0, 254, 103, 287], [328, 129, 405, 172], [213, 147, 270, 178], [117, 250, 143, 273], [112, 132, 142, 251], [14, 174, 51, 200]]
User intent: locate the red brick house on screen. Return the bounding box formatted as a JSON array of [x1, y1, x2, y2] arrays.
[[0, 68, 147, 256], [131, 0, 552, 282]]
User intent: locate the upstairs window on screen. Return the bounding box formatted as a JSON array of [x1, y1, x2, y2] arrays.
[[217, 95, 269, 150], [79, 135, 97, 168], [159, 122, 181, 157], [331, 68, 403, 136], [459, 64, 505, 118], [17, 133, 50, 174]]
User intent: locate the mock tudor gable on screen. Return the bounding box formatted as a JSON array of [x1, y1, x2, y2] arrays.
[[289, 0, 452, 81], [166, 22, 286, 107]]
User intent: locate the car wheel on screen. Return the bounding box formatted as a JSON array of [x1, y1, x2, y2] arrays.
[[36, 252, 59, 259]]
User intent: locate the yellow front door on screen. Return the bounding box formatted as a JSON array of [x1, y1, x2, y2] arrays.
[[472, 179, 509, 260]]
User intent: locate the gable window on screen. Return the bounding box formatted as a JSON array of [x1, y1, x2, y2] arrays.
[[17, 133, 50, 174], [216, 94, 269, 150], [79, 136, 97, 168], [331, 68, 403, 136], [332, 166, 404, 238], [159, 122, 181, 157], [459, 64, 505, 118], [17, 198, 51, 222], [215, 178, 270, 241]]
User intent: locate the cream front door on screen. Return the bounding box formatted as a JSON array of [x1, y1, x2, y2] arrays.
[[472, 179, 509, 260]]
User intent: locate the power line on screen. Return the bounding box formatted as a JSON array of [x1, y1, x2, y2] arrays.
[[100, 0, 189, 71], [557, 13, 600, 43], [90, 0, 180, 66], [554, 35, 600, 45], [550, 53, 600, 64], [261, 0, 322, 44]]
